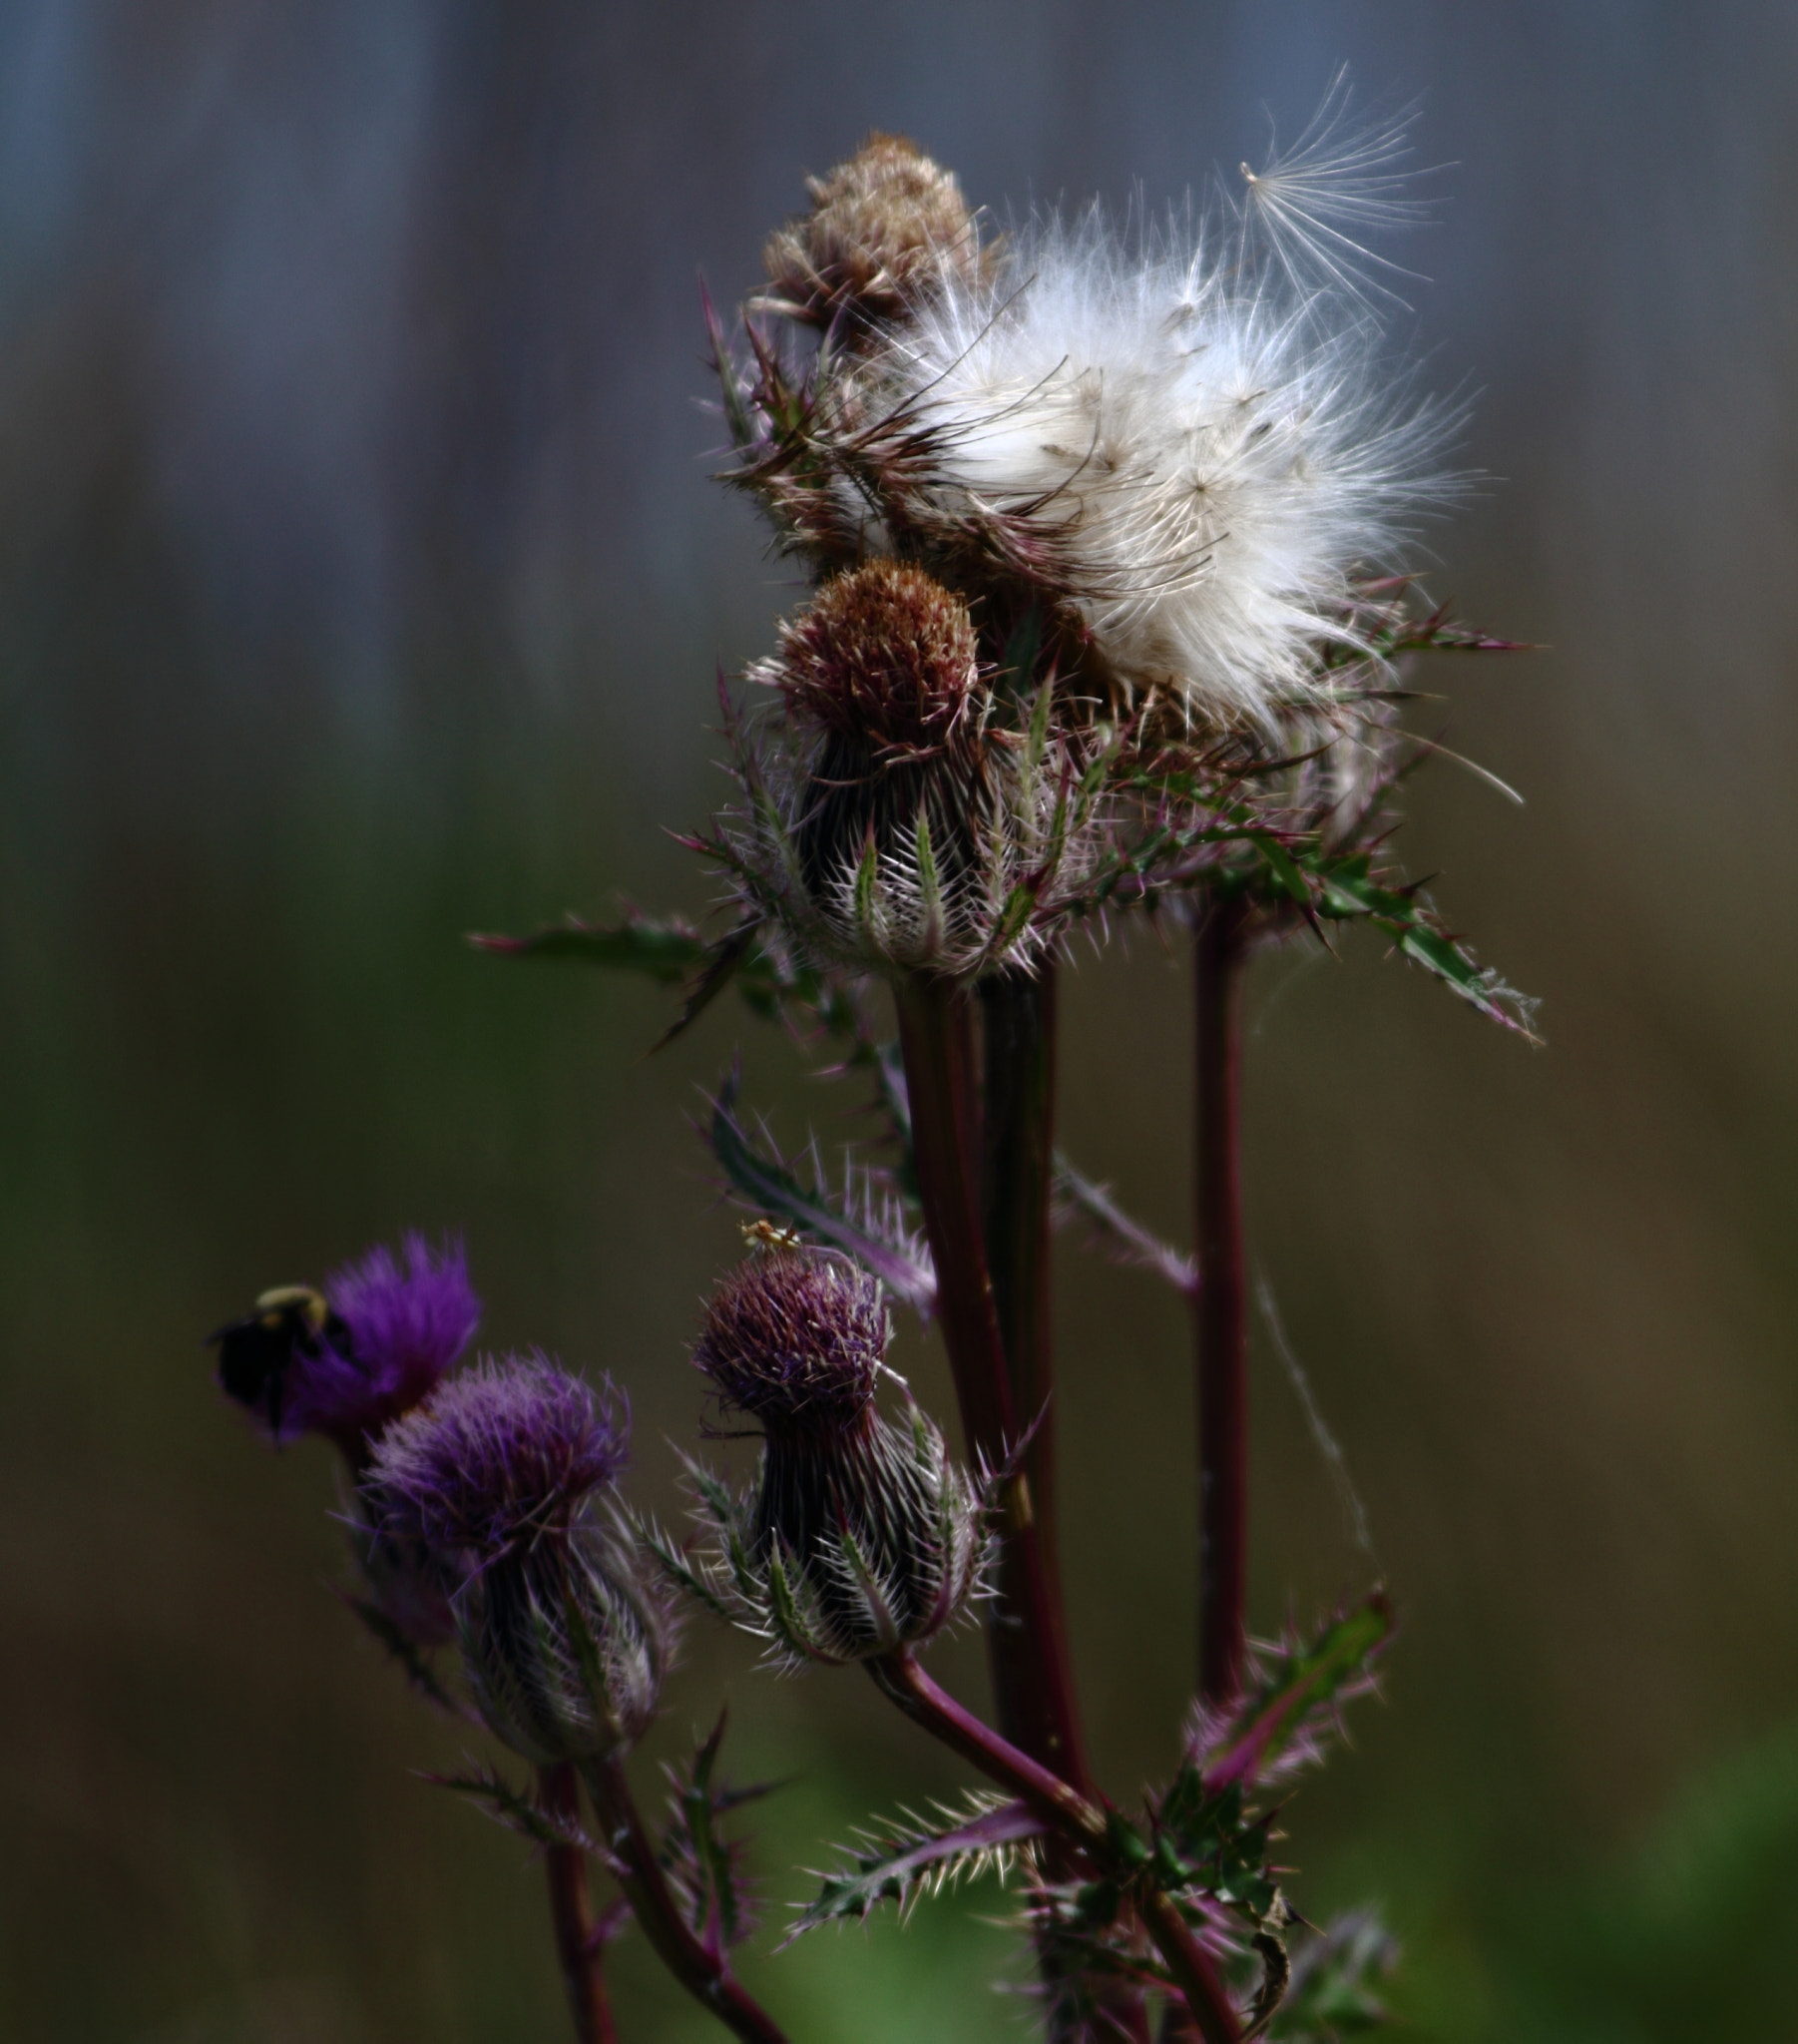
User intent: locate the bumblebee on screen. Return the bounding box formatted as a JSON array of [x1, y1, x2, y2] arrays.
[[208, 1284, 346, 1434]]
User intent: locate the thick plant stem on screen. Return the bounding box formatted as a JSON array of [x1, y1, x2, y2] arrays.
[[583, 1753, 788, 2044], [979, 965, 1148, 2044], [895, 971, 1089, 1789], [539, 1763, 616, 2044], [871, 1652, 1241, 2044], [1194, 894, 1251, 1706], [979, 963, 1062, 1573]]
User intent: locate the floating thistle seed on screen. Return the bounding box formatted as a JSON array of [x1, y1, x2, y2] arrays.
[[209, 1234, 480, 1460], [366, 1356, 671, 1762], [719, 561, 1111, 979], [664, 1245, 987, 1667], [758, 133, 984, 335]]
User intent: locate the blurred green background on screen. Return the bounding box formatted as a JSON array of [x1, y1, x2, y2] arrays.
[[3, 2, 1796, 2037]]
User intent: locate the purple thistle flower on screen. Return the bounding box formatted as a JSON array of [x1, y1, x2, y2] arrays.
[[364, 1353, 666, 1763], [693, 1247, 888, 1437], [210, 1233, 480, 1460], [366, 1353, 630, 1560]]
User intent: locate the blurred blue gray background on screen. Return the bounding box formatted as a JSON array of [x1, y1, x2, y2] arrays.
[[3, 2, 1797, 2038]]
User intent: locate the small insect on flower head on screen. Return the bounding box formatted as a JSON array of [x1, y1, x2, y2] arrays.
[[365, 1356, 671, 1763], [721, 561, 1107, 979], [758, 133, 985, 336], [665, 1243, 987, 1667], [209, 1235, 480, 1463]]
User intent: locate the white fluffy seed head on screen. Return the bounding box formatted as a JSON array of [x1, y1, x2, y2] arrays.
[[862, 179, 1461, 734]]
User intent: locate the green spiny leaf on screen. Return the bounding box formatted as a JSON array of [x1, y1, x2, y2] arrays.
[[1202, 1594, 1396, 1791], [640, 1516, 738, 1626], [913, 810, 944, 951], [988, 882, 1039, 961], [1249, 833, 1311, 906], [1302, 850, 1540, 1041], [467, 911, 708, 980], [652, 924, 762, 1051], [423, 1765, 613, 1864], [704, 1073, 935, 1308], [673, 1450, 745, 1535], [702, 286, 758, 453], [661, 1711, 772, 1953], [853, 832, 882, 949], [782, 1795, 1044, 1945], [1053, 1155, 1200, 1299], [1024, 674, 1055, 774]]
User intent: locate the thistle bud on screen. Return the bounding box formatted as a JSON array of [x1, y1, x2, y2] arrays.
[[785, 561, 983, 887], [759, 133, 982, 334], [733, 563, 1002, 975], [366, 1356, 671, 1762], [679, 1246, 986, 1666], [718, 558, 1112, 976], [209, 1234, 480, 1462]]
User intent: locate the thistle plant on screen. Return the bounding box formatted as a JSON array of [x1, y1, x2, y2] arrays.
[[212, 87, 1536, 2044]]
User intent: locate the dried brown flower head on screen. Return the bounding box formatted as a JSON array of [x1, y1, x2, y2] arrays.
[[773, 559, 979, 762], [760, 133, 982, 332]]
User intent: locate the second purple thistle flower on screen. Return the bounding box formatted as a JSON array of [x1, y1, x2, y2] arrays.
[[367, 1356, 672, 1764], [210, 1234, 480, 1462]]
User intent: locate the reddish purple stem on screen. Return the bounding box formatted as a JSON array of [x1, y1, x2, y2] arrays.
[[582, 1752, 789, 2044], [894, 972, 1091, 1791], [539, 1763, 616, 2044], [1194, 896, 1251, 1705], [872, 1652, 1241, 2044]]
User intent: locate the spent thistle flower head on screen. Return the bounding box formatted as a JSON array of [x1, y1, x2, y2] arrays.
[[712, 561, 1113, 980], [716, 113, 1460, 749], [366, 1356, 670, 1762], [210, 1234, 480, 1459], [661, 1245, 987, 1667], [757, 133, 984, 335], [861, 200, 1460, 737]]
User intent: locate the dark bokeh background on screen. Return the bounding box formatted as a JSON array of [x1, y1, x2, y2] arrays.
[[4, 3, 1797, 2038]]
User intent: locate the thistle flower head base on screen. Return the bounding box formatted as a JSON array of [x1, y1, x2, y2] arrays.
[[656, 1401, 989, 1670]]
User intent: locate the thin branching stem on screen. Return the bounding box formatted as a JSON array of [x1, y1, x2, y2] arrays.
[[1194, 893, 1252, 1704], [583, 1753, 789, 2044], [539, 1763, 616, 2044], [870, 1651, 1241, 2044]]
